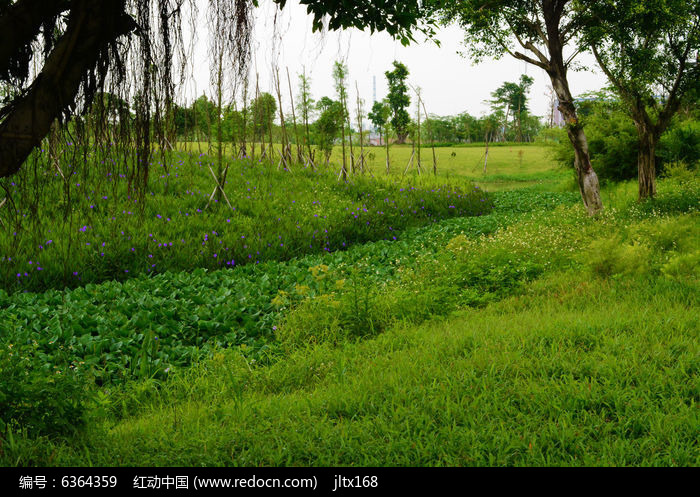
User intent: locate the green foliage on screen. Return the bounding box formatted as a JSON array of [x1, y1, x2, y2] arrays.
[[0, 146, 495, 295], [586, 236, 652, 277], [368, 100, 391, 141], [585, 107, 639, 181], [250, 92, 277, 142], [661, 250, 700, 281], [490, 74, 535, 141], [658, 120, 700, 170], [385, 61, 411, 143], [578, 0, 700, 109], [4, 179, 698, 466], [546, 95, 700, 182], [0, 339, 88, 437], [290, 0, 433, 46], [313, 97, 345, 161]]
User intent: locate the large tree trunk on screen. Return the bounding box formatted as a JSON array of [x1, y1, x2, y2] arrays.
[[550, 73, 603, 216], [0, 0, 71, 78], [637, 128, 657, 199], [0, 0, 136, 178]]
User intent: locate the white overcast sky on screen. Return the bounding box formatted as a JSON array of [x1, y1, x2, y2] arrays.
[[183, 0, 609, 119]]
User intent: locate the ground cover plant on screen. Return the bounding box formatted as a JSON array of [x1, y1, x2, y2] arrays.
[[1, 171, 697, 466], [0, 146, 491, 294]]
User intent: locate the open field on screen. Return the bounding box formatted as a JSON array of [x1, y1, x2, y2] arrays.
[[179, 142, 571, 192]]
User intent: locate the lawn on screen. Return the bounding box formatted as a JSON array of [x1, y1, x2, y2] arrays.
[[179, 141, 571, 192]]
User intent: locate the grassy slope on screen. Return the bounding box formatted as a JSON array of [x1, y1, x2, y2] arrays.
[[5, 176, 697, 467], [47, 274, 698, 466]]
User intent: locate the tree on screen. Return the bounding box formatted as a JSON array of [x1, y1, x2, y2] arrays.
[[222, 106, 246, 145], [369, 99, 392, 172], [496, 74, 534, 142], [385, 61, 412, 144], [480, 112, 501, 172], [298, 70, 315, 163], [0, 0, 433, 179], [313, 96, 344, 165], [429, 0, 603, 215], [250, 92, 277, 143], [333, 61, 351, 178], [173, 103, 195, 140], [577, 0, 700, 199], [192, 95, 218, 141]]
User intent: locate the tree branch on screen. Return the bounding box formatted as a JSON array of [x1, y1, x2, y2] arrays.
[[0, 0, 72, 79], [0, 0, 136, 178], [503, 16, 550, 67]]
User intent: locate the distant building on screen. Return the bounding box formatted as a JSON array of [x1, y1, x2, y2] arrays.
[[368, 131, 384, 146], [553, 99, 565, 127]]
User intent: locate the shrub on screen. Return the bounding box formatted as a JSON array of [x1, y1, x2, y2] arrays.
[[546, 97, 700, 183], [586, 236, 651, 278], [0, 340, 89, 436], [661, 250, 700, 281], [658, 121, 700, 170]]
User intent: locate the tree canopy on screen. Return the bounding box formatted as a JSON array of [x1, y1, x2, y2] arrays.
[[577, 0, 700, 198], [385, 61, 412, 144]]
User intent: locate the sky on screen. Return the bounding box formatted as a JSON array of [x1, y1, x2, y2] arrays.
[[184, 0, 610, 120]]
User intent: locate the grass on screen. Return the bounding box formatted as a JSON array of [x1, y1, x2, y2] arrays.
[[179, 141, 571, 192], [1, 169, 697, 466], [0, 146, 490, 294], [32, 274, 698, 466], [1, 138, 697, 466]]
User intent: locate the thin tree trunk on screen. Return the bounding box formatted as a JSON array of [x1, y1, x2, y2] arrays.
[[355, 81, 365, 174], [416, 89, 422, 174], [215, 50, 224, 202], [286, 67, 303, 165], [483, 130, 490, 174], [385, 125, 390, 174], [550, 73, 603, 216]]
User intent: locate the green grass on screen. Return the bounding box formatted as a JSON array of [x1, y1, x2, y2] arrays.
[[1, 136, 697, 466], [32, 274, 697, 466], [0, 147, 490, 294], [1, 172, 697, 466], [179, 141, 570, 192]]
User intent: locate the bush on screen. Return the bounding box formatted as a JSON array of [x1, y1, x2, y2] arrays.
[[545, 97, 700, 183], [658, 121, 700, 170], [661, 250, 700, 281], [586, 236, 651, 278], [0, 340, 89, 436], [586, 111, 639, 182]]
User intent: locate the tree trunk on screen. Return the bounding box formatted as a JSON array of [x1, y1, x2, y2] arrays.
[[637, 129, 657, 199], [0, 0, 71, 77], [483, 130, 490, 174], [0, 0, 136, 178], [385, 127, 390, 174], [550, 73, 603, 216]]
